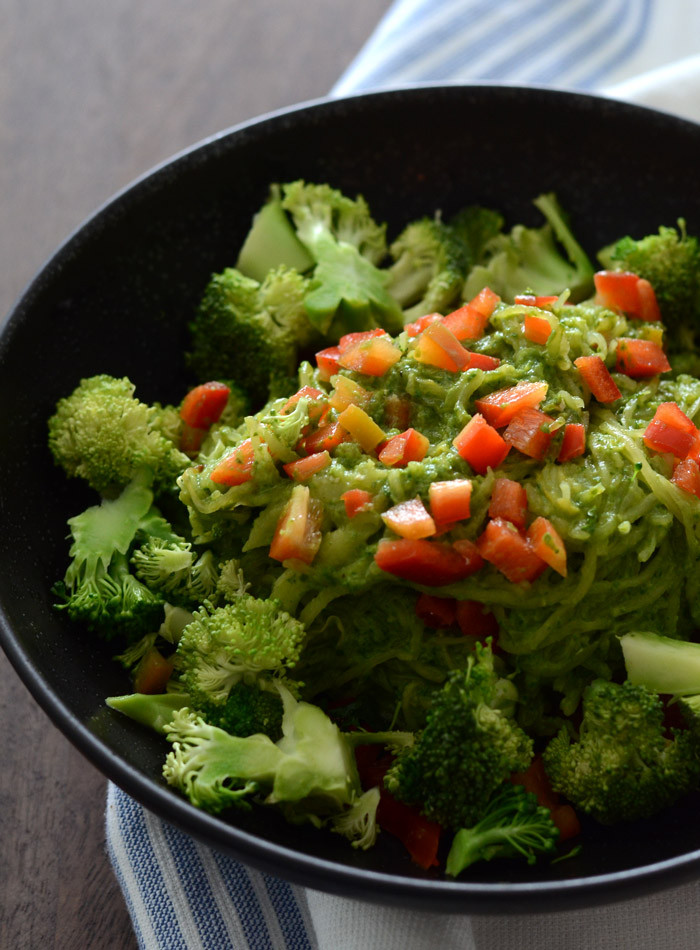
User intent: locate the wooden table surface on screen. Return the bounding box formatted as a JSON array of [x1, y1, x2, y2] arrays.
[[0, 2, 390, 945]]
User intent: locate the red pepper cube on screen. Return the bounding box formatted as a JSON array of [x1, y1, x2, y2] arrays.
[[180, 381, 231, 429], [672, 458, 700, 499], [299, 421, 352, 455], [503, 408, 556, 460], [415, 593, 457, 628], [557, 423, 586, 463], [522, 314, 553, 344], [404, 312, 443, 337], [488, 477, 528, 529], [338, 334, 401, 377], [464, 350, 501, 371], [574, 355, 621, 403], [283, 451, 331, 481], [383, 393, 412, 430], [594, 270, 661, 322], [412, 321, 471, 372], [281, 385, 327, 421], [451, 538, 485, 576], [643, 402, 699, 458], [210, 438, 256, 486], [455, 599, 499, 640], [378, 428, 430, 467], [315, 346, 341, 382], [442, 303, 490, 341], [468, 286, 501, 318], [453, 414, 510, 474], [477, 518, 547, 583], [381, 497, 436, 540], [340, 488, 374, 518], [269, 485, 322, 565], [615, 338, 671, 379], [474, 381, 549, 428], [429, 479, 473, 525], [374, 538, 481, 586], [527, 516, 567, 577]]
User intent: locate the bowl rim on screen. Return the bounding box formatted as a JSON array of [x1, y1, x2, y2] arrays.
[[4, 81, 700, 913]]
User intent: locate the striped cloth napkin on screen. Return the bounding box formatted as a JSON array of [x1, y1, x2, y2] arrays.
[[106, 2, 700, 947]]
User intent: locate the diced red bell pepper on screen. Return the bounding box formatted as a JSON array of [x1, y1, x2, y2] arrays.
[[269, 485, 322, 565], [338, 334, 401, 376], [299, 421, 351, 455], [210, 438, 256, 486], [643, 402, 699, 458], [412, 321, 471, 372], [557, 423, 586, 463], [511, 756, 560, 811], [514, 294, 560, 308], [522, 314, 553, 344], [315, 346, 341, 381], [180, 422, 208, 457], [429, 478, 473, 525], [442, 303, 490, 341], [378, 428, 430, 467], [283, 451, 331, 481], [671, 458, 700, 498], [455, 599, 499, 640], [527, 516, 567, 577], [374, 538, 483, 586], [453, 414, 510, 475], [180, 381, 231, 429], [382, 497, 436, 540], [468, 286, 501, 318], [474, 381, 549, 428], [594, 270, 661, 321], [464, 350, 501, 371], [574, 355, 621, 403], [376, 793, 441, 869], [338, 328, 389, 352], [340, 488, 374, 518], [503, 408, 556, 460], [615, 338, 671, 378], [477, 518, 547, 584], [451, 538, 486, 575], [488, 477, 528, 529], [551, 804, 581, 841], [282, 385, 327, 421], [404, 312, 443, 337], [415, 593, 457, 628], [133, 647, 174, 694]]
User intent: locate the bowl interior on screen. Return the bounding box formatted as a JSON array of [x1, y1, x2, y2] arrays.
[[2, 85, 700, 913]]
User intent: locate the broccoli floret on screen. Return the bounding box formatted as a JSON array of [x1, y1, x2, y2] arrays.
[[236, 185, 315, 281], [445, 783, 559, 876], [131, 537, 220, 608], [462, 193, 594, 304], [543, 679, 700, 824], [175, 593, 306, 708], [598, 222, 700, 330], [53, 472, 176, 640], [187, 265, 314, 407], [386, 217, 470, 321], [48, 375, 189, 496], [449, 205, 505, 269], [196, 681, 284, 740], [621, 631, 700, 703], [384, 642, 533, 829], [161, 683, 377, 848], [280, 180, 403, 337]]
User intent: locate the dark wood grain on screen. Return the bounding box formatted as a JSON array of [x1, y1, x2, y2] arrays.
[[0, 1, 389, 945]]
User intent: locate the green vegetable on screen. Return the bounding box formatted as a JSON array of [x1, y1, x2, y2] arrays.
[[446, 783, 559, 876], [384, 642, 533, 829], [543, 679, 700, 824], [48, 374, 189, 496]]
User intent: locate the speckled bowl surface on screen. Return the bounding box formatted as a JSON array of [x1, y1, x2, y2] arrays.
[[2, 85, 700, 913]]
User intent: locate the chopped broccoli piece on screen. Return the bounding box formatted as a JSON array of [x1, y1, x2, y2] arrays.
[[161, 682, 375, 848], [462, 193, 594, 304], [445, 783, 559, 876], [48, 375, 189, 497], [598, 222, 700, 330], [187, 265, 314, 406], [196, 681, 284, 740], [280, 180, 403, 337], [107, 692, 190, 733], [621, 630, 700, 696], [449, 205, 505, 268], [330, 786, 381, 850], [53, 472, 177, 639], [174, 593, 306, 708], [543, 679, 700, 824], [131, 537, 220, 608], [386, 217, 470, 321], [384, 642, 533, 829], [236, 185, 315, 280]]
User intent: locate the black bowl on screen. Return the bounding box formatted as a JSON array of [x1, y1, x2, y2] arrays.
[[2, 84, 700, 915]]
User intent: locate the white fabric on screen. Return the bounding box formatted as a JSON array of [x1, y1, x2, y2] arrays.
[[106, 2, 700, 947]]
